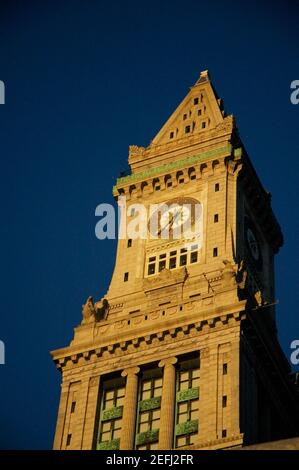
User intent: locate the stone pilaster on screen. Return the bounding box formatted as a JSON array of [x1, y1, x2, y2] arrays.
[[158, 357, 177, 450], [82, 376, 101, 449], [120, 366, 140, 450], [53, 381, 69, 450]]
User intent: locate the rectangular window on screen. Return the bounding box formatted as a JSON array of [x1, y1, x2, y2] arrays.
[[169, 257, 176, 269], [167, 181, 172, 187], [127, 239, 132, 247], [222, 429, 227, 438], [183, 113, 187, 120], [159, 253, 166, 259], [96, 377, 125, 450], [159, 260, 166, 272], [148, 263, 155, 275], [170, 131, 174, 139], [124, 272, 129, 282], [71, 401, 76, 413], [185, 125, 190, 133], [175, 355, 200, 448], [130, 207, 135, 216], [213, 248, 218, 257], [136, 369, 162, 450], [149, 256, 156, 262], [214, 214, 219, 223], [66, 434, 72, 446], [180, 254, 187, 266], [202, 122, 206, 129], [223, 363, 228, 375], [222, 396, 227, 408], [215, 183, 219, 192], [194, 97, 199, 105], [197, 109, 202, 116], [190, 252, 198, 264]]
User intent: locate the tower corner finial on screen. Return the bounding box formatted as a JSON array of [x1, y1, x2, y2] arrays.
[[194, 69, 210, 86]]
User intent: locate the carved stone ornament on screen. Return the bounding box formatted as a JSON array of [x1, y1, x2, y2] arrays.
[[81, 296, 96, 325]]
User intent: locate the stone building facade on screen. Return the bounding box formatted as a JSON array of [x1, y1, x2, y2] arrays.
[[51, 71, 299, 450]]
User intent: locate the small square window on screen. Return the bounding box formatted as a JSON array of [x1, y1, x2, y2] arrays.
[[124, 272, 129, 282], [183, 113, 187, 120], [213, 248, 218, 257], [214, 214, 219, 223], [222, 429, 227, 438], [215, 183, 220, 192], [179, 178, 184, 184], [194, 97, 199, 105], [222, 396, 227, 408], [202, 122, 206, 129], [223, 363, 228, 375], [170, 131, 174, 139], [155, 185, 160, 191], [167, 181, 172, 187], [191, 252, 198, 263], [185, 125, 191, 134], [127, 239, 132, 247]]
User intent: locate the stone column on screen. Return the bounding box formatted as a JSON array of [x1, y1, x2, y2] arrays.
[[158, 357, 177, 450], [120, 366, 140, 450]]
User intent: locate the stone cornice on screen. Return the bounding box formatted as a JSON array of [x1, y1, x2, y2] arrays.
[[113, 144, 233, 194], [51, 301, 246, 371]]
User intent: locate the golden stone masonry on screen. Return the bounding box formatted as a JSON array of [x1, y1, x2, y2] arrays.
[[51, 71, 299, 450]]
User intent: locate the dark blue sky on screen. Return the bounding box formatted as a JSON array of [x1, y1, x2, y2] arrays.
[[0, 0, 298, 449]]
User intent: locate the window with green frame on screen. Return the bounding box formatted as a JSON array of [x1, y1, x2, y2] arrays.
[[96, 376, 125, 450], [175, 355, 200, 448], [135, 368, 163, 450]]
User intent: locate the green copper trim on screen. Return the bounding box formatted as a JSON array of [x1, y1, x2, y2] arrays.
[[136, 429, 159, 446], [101, 405, 123, 421], [139, 396, 161, 412], [177, 387, 199, 403], [234, 147, 242, 158], [97, 438, 120, 450], [175, 419, 198, 436], [113, 144, 233, 190]]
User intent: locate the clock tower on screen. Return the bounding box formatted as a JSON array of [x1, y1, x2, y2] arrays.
[[51, 71, 299, 450]]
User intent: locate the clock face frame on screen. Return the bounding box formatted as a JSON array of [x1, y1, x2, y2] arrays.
[[148, 197, 202, 240], [244, 216, 263, 271]]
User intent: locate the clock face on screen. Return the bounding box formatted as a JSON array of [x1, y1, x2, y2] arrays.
[[148, 197, 201, 239], [244, 217, 263, 271]]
